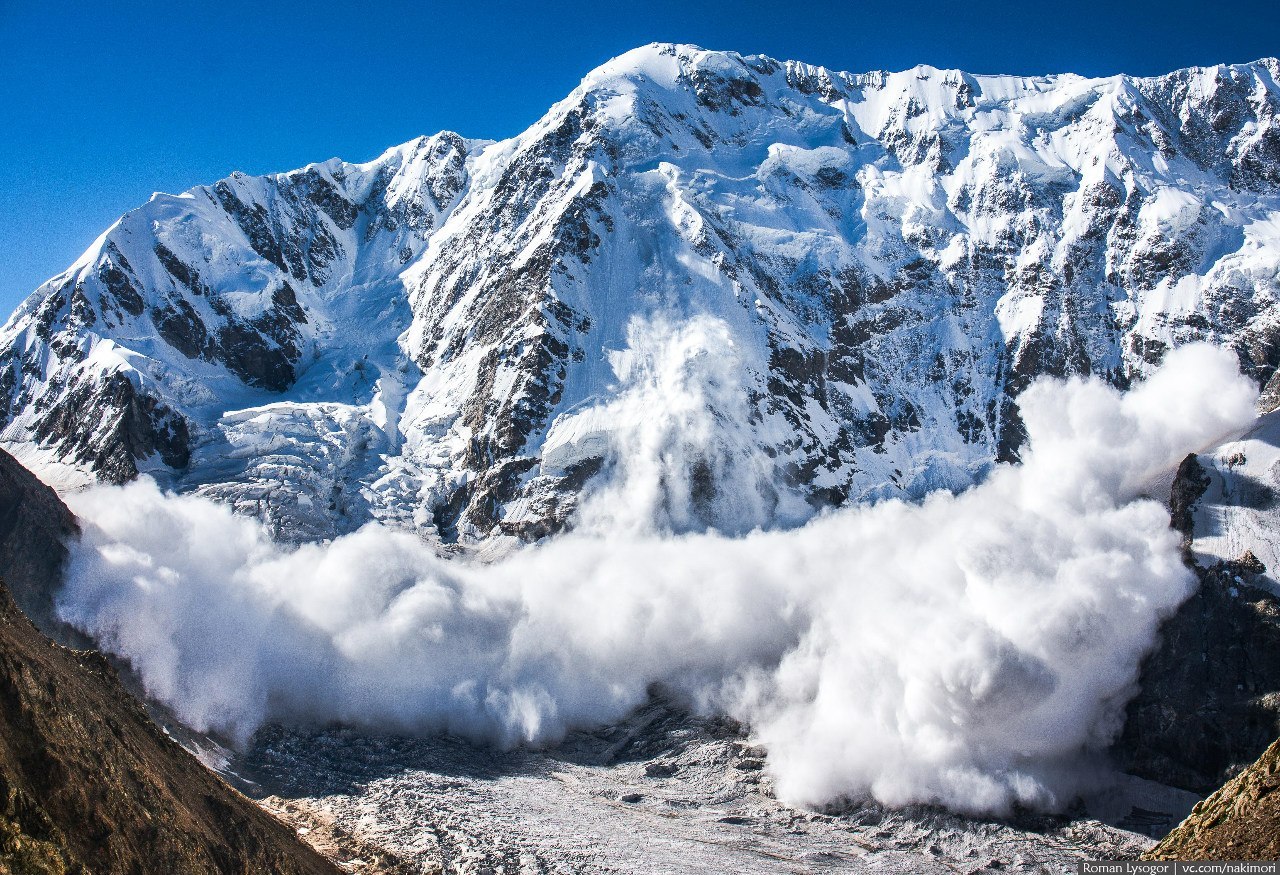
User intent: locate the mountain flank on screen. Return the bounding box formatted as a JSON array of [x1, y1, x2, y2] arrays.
[[0, 448, 77, 639], [0, 447, 339, 875]]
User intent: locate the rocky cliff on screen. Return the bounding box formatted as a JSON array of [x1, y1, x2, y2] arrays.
[[1116, 551, 1280, 793], [0, 448, 77, 638]]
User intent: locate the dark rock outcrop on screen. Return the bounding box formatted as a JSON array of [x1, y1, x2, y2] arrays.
[[29, 371, 191, 484], [1168, 452, 1212, 548], [0, 447, 77, 636]]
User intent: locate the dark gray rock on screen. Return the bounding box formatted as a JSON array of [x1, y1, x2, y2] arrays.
[[0, 446, 78, 638], [29, 371, 190, 484]]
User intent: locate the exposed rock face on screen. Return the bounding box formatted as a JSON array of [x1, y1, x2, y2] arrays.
[[0, 450, 339, 875], [3, 46, 1280, 544], [0, 447, 77, 635], [1145, 736, 1280, 860], [1168, 452, 1211, 549]]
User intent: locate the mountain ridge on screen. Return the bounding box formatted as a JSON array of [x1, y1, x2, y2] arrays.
[[3, 43, 1279, 545]]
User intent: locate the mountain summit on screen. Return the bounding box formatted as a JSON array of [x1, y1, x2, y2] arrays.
[[3, 44, 1279, 544]]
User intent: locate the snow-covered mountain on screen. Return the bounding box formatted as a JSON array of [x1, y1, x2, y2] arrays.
[[3, 44, 1279, 544]]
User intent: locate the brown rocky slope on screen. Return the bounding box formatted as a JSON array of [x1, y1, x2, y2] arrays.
[[0, 448, 78, 639]]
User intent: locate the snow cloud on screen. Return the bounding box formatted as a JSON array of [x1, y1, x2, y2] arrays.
[[57, 317, 1257, 815]]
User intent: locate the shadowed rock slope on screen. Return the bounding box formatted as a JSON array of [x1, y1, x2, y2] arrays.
[[1129, 450, 1280, 860], [0, 448, 338, 875], [1115, 555, 1280, 794], [1145, 737, 1280, 860], [0, 448, 77, 638]]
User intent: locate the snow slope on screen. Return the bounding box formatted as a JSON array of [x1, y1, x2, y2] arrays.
[[1183, 408, 1280, 596], [3, 44, 1280, 544]]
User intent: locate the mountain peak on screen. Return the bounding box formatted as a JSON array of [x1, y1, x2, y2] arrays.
[[2, 46, 1279, 545], [577, 42, 768, 95]]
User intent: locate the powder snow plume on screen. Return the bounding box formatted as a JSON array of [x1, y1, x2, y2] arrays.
[[57, 317, 1257, 815]]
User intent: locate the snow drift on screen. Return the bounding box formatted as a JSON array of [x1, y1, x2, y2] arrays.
[[57, 320, 1256, 814]]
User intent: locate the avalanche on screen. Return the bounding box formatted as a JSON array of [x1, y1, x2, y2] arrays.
[[59, 339, 1256, 814]]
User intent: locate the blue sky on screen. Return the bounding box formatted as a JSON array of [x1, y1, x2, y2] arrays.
[[1, 0, 1277, 317]]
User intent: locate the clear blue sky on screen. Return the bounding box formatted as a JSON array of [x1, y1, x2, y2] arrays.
[[1, 0, 1276, 318]]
